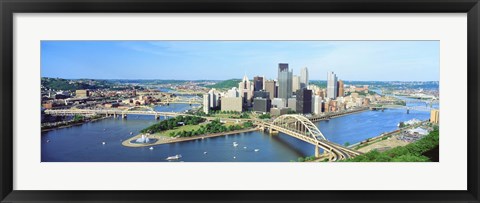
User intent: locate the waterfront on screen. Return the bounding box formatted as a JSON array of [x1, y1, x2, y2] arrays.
[[41, 100, 437, 162]]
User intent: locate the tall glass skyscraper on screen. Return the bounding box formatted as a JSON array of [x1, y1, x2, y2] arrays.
[[327, 71, 338, 99], [300, 67, 309, 89], [277, 63, 292, 101]]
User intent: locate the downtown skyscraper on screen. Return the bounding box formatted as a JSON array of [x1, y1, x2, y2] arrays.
[[300, 67, 309, 89], [277, 63, 292, 102], [327, 71, 338, 99], [253, 76, 264, 91]]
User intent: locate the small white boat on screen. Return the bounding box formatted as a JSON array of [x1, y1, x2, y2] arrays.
[[243, 146, 247, 149], [130, 132, 133, 135], [166, 154, 182, 161], [254, 149, 260, 152], [149, 147, 154, 150], [233, 156, 236, 159], [102, 142, 106, 145], [46, 140, 50, 143], [233, 142, 238, 147], [204, 152, 207, 154]]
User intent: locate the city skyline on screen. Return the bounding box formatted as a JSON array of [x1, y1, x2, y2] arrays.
[[41, 41, 440, 81]]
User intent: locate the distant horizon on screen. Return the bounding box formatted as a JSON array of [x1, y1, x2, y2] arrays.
[[41, 41, 440, 81], [41, 76, 439, 83]]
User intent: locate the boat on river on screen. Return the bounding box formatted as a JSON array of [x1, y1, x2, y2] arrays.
[[166, 154, 182, 161]]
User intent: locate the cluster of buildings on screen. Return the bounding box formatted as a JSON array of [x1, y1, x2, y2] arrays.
[[203, 63, 374, 116], [168, 81, 211, 93], [41, 85, 182, 110]]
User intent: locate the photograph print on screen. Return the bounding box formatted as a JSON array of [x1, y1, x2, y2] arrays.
[[41, 41, 440, 162]]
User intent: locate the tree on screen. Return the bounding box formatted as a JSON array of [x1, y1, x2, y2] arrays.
[[243, 121, 254, 128], [72, 115, 84, 122], [259, 113, 271, 119]]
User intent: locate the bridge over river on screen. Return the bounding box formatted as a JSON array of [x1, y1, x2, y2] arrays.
[[370, 105, 435, 113], [256, 114, 362, 161], [44, 109, 363, 161]]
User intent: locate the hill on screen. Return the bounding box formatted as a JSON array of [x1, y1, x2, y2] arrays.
[[205, 79, 241, 89]]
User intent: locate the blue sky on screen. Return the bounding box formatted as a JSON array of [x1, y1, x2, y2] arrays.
[[41, 41, 439, 81]]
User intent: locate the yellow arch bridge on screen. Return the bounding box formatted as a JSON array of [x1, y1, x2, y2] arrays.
[[256, 114, 362, 161]]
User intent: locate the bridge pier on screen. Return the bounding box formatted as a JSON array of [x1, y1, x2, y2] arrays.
[[269, 128, 278, 135], [155, 115, 160, 120], [315, 146, 319, 158], [406, 109, 410, 114], [122, 114, 127, 119]]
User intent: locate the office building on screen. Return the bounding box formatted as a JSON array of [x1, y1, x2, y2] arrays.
[[338, 80, 344, 97], [264, 80, 277, 100], [292, 75, 301, 94], [253, 98, 271, 113], [277, 63, 292, 101], [238, 74, 254, 106], [327, 71, 338, 99], [253, 90, 270, 99], [312, 95, 323, 115], [296, 88, 312, 114], [300, 67, 309, 89], [253, 76, 264, 91], [287, 98, 296, 111], [271, 98, 286, 108], [270, 107, 289, 116], [226, 87, 240, 98], [221, 97, 243, 112], [208, 89, 221, 109], [203, 94, 210, 114]]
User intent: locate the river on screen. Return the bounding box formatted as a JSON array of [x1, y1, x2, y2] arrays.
[[41, 99, 438, 162]]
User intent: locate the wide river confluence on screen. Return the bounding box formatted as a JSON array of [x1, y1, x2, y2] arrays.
[[41, 98, 437, 162]]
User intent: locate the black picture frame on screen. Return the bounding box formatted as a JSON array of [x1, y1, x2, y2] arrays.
[[1, 0, 479, 202]]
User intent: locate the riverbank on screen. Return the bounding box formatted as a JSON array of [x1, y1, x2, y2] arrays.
[[329, 108, 370, 119], [122, 127, 259, 148], [349, 120, 430, 153], [41, 116, 110, 132]]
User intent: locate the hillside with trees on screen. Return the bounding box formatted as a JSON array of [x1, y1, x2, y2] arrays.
[[205, 79, 241, 89]]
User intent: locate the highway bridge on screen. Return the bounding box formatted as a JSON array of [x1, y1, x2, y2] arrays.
[[44, 108, 189, 120], [156, 97, 202, 105], [44, 108, 247, 123], [256, 114, 362, 161], [370, 105, 435, 112]]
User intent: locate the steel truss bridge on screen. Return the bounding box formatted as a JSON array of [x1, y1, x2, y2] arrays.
[[370, 105, 435, 112], [45, 108, 245, 123], [156, 97, 202, 105], [256, 114, 362, 161], [44, 108, 189, 120]]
